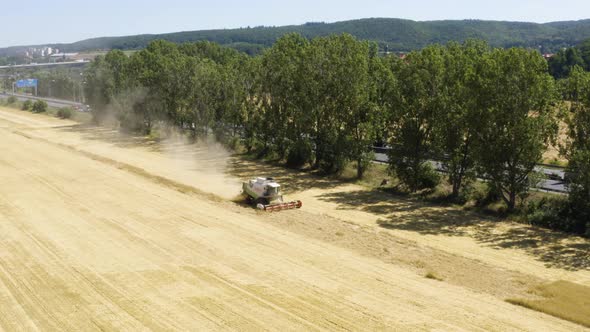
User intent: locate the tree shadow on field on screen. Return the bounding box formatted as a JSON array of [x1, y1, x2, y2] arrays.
[[318, 189, 474, 237], [54, 124, 345, 193], [226, 156, 346, 194], [317, 189, 590, 271], [467, 225, 590, 271]]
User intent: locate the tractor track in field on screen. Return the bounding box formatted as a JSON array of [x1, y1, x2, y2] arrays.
[[0, 107, 588, 331]]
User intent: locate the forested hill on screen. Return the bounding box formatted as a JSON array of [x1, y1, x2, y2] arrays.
[[4, 18, 590, 55]]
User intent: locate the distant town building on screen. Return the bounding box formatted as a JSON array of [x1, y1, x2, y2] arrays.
[[24, 46, 60, 59], [49, 53, 79, 62]]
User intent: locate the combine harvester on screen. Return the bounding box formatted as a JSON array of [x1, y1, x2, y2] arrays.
[[242, 177, 302, 212]]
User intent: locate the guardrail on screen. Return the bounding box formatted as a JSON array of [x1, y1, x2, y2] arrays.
[[0, 93, 85, 109], [372, 146, 566, 169], [371, 146, 568, 194], [0, 61, 90, 70]]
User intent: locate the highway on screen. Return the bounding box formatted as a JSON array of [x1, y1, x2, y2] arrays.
[[0, 92, 85, 109], [0, 60, 90, 70], [374, 152, 567, 193]]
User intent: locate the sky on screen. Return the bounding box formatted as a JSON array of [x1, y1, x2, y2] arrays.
[[1, 0, 590, 47]]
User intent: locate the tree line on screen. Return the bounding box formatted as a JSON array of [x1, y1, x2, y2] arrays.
[[84, 34, 590, 236], [548, 39, 590, 78], [1, 68, 84, 102], [34, 69, 84, 101]]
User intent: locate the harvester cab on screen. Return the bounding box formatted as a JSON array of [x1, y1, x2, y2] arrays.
[[242, 177, 302, 212]]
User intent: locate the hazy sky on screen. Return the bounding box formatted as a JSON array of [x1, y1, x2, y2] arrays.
[[1, 0, 589, 47]]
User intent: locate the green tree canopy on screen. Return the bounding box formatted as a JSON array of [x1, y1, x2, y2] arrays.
[[561, 66, 590, 234], [475, 48, 558, 210]]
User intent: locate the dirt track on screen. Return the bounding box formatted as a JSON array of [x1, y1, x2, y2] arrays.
[[0, 107, 587, 331]]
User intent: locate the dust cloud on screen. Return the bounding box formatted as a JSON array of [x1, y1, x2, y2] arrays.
[[95, 89, 244, 200], [156, 125, 243, 200]]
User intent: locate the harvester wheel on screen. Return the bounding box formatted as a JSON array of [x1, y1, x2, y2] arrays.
[[256, 198, 268, 206]]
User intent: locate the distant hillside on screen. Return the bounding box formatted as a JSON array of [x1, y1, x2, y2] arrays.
[[3, 18, 590, 56]]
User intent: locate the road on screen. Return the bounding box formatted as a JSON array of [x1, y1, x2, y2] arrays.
[[374, 152, 567, 193], [0, 92, 85, 110], [0, 108, 585, 330], [0, 60, 90, 70]]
